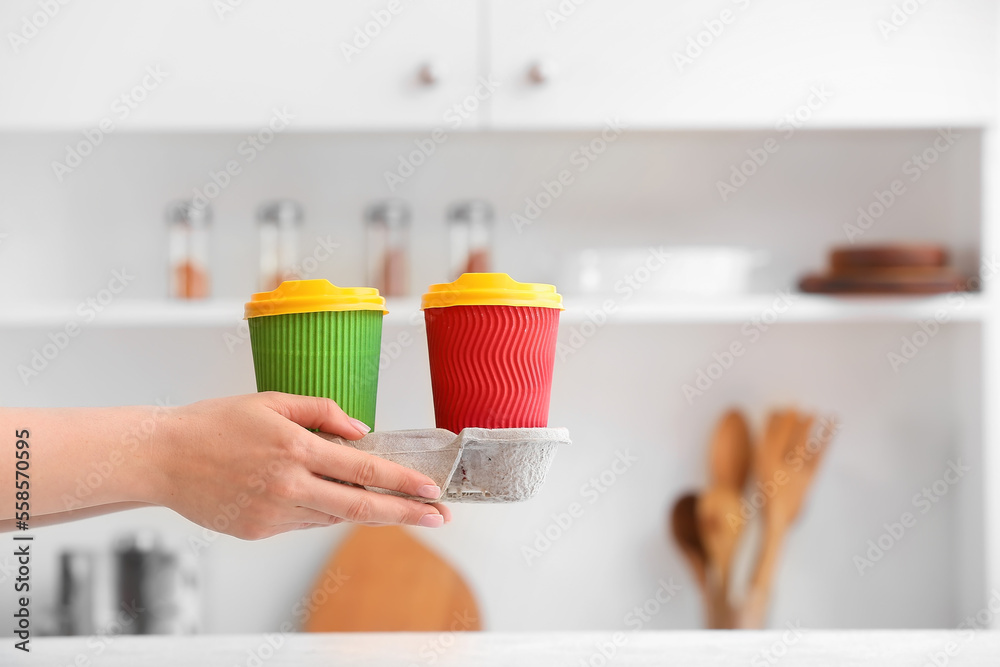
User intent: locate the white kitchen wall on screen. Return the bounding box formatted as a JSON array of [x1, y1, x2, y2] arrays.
[[0, 128, 986, 632], [0, 322, 982, 632]]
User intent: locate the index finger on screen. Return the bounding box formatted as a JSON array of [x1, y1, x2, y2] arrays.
[[307, 437, 443, 500], [262, 392, 369, 440]]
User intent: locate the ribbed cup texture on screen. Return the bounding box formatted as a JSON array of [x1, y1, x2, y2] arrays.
[[248, 310, 383, 430], [424, 305, 559, 433]]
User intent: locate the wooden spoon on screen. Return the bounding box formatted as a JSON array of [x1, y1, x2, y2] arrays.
[[670, 492, 731, 629], [696, 486, 745, 628], [685, 409, 752, 628], [708, 409, 753, 492], [670, 493, 707, 590]]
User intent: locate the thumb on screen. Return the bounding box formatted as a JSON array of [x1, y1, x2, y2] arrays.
[[262, 392, 370, 439]]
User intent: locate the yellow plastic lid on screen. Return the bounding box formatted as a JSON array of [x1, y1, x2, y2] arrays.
[[421, 273, 564, 310], [244, 279, 388, 319]]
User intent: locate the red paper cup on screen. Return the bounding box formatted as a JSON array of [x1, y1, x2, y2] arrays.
[[422, 274, 563, 433]]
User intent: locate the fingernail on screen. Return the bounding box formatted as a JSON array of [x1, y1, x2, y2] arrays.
[[349, 417, 371, 435], [418, 514, 444, 528], [417, 484, 441, 500]]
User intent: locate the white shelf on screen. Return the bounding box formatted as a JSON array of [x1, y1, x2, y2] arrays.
[[560, 294, 992, 324], [0, 299, 247, 329], [0, 294, 990, 329]]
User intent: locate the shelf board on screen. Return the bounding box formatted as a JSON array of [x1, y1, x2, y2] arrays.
[[0, 294, 990, 329], [0, 299, 248, 329], [559, 293, 992, 324], [1, 120, 990, 134]]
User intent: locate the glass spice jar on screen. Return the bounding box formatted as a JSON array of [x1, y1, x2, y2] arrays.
[[365, 199, 411, 297], [447, 199, 493, 279], [257, 199, 304, 291], [166, 200, 211, 299]]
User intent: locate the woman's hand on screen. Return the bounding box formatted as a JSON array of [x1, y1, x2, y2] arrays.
[[140, 392, 452, 540]]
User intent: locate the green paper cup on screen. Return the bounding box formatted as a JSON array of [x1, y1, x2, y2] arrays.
[[244, 280, 387, 431]]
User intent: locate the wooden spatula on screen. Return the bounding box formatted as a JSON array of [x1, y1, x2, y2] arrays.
[[303, 526, 482, 632], [739, 410, 835, 628]]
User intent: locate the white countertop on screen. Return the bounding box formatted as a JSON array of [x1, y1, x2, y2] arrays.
[[9, 631, 1000, 666]]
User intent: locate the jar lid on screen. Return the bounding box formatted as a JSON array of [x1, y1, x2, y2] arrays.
[[166, 199, 212, 226], [245, 279, 388, 318], [421, 273, 563, 310], [257, 199, 304, 226], [447, 199, 494, 224], [365, 199, 411, 228]]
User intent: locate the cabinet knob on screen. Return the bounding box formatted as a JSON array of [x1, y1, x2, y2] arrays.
[[527, 60, 557, 85], [417, 62, 440, 86]]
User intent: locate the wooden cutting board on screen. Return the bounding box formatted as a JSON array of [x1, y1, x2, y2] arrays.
[[830, 244, 948, 270], [303, 526, 482, 632], [828, 265, 953, 279], [799, 270, 966, 294]]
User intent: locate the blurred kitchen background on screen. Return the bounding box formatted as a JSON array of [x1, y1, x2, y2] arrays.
[[0, 0, 998, 635]]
